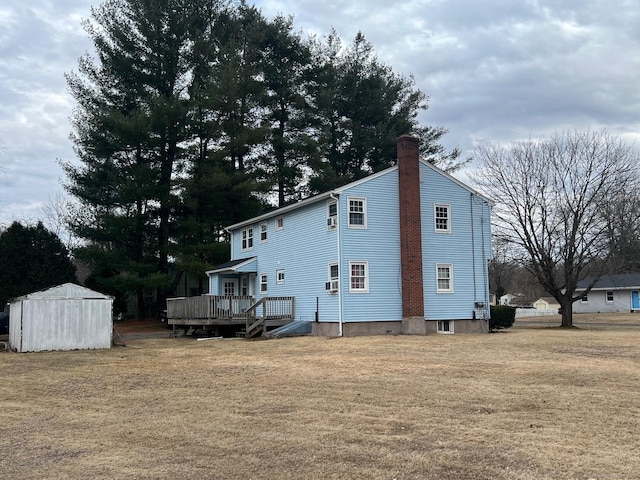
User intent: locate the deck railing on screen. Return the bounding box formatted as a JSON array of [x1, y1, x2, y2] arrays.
[[245, 296, 295, 321], [166, 295, 254, 320]]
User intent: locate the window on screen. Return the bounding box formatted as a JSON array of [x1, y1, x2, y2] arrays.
[[260, 273, 268, 293], [241, 276, 249, 296], [437, 320, 454, 334], [348, 198, 366, 228], [223, 280, 236, 296], [581, 294, 588, 303], [326, 263, 339, 292], [349, 261, 368, 293], [260, 222, 268, 243], [276, 269, 285, 285], [434, 204, 450, 233], [327, 200, 338, 229], [275, 216, 284, 230], [606, 291, 614, 303], [436, 264, 453, 293], [241, 227, 253, 250]]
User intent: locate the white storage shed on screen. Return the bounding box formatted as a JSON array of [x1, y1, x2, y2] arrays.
[[9, 283, 113, 353]]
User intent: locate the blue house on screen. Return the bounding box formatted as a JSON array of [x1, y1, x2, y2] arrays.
[[193, 135, 493, 336]]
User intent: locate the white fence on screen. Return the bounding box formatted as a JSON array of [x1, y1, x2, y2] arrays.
[[515, 308, 559, 318]]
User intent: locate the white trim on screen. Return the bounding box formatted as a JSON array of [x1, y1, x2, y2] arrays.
[[436, 263, 453, 293], [434, 203, 451, 233], [437, 319, 455, 334], [259, 222, 268, 243], [241, 227, 254, 251], [276, 269, 285, 285], [327, 200, 338, 230], [349, 261, 369, 293], [259, 273, 268, 293], [347, 197, 367, 229]]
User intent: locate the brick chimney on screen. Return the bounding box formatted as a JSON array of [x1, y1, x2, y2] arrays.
[[397, 135, 425, 333]]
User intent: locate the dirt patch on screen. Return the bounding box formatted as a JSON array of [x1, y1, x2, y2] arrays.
[[112, 318, 172, 341]]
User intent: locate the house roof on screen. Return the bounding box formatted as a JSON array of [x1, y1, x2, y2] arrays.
[[206, 257, 257, 275], [225, 159, 494, 231], [12, 283, 112, 302], [576, 273, 640, 290], [534, 296, 559, 305]]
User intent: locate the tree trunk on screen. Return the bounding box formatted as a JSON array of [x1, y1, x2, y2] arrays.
[[560, 297, 574, 328]]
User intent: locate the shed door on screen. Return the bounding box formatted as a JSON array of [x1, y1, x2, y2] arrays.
[[632, 291, 639, 310]]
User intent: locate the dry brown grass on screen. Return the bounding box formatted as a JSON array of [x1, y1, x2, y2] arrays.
[[1, 319, 639, 479]]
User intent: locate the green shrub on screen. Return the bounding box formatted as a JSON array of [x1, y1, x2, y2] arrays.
[[489, 305, 516, 331]]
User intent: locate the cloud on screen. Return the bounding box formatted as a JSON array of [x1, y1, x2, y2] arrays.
[[0, 0, 638, 224]]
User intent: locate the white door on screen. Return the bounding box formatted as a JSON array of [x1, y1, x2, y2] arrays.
[[223, 279, 238, 296]]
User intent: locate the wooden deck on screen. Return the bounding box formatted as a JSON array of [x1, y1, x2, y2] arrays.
[[166, 295, 295, 337]]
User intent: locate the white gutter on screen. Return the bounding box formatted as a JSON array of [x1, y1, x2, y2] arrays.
[[330, 192, 343, 337]]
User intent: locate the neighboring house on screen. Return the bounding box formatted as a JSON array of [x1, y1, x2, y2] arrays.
[[200, 135, 493, 336], [532, 297, 560, 311], [499, 293, 521, 306], [574, 273, 640, 314]]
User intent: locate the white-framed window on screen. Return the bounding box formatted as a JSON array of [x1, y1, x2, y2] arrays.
[[348, 197, 367, 229], [434, 204, 450, 233], [581, 294, 588, 303], [327, 200, 338, 230], [241, 227, 253, 250], [326, 263, 339, 292], [436, 264, 453, 293], [260, 222, 268, 243], [437, 320, 454, 334], [606, 291, 614, 303], [260, 273, 268, 293], [275, 216, 284, 230], [276, 269, 285, 285], [241, 276, 249, 296], [349, 261, 368, 293]]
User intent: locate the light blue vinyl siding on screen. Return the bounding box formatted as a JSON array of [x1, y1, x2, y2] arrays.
[[420, 163, 492, 320], [224, 161, 491, 325], [339, 170, 402, 322], [230, 200, 340, 322]]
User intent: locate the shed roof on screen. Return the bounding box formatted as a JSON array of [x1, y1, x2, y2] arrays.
[[12, 283, 112, 302], [576, 273, 640, 290]]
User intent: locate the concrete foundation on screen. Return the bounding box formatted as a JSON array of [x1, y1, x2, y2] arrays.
[[402, 316, 427, 335], [311, 319, 489, 336]]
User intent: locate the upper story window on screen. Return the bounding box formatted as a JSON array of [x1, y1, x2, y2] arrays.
[[275, 216, 284, 230], [241, 227, 253, 250], [260, 222, 268, 243], [348, 197, 367, 229], [349, 261, 369, 293], [327, 200, 338, 230], [436, 264, 453, 293], [606, 291, 614, 303], [276, 269, 285, 285], [434, 204, 450, 233]]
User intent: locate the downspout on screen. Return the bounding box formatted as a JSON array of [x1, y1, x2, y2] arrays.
[[330, 192, 343, 337], [470, 194, 477, 307]]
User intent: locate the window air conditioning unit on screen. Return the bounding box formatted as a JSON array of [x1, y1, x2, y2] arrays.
[[474, 302, 485, 308], [327, 217, 337, 228], [325, 280, 339, 293]]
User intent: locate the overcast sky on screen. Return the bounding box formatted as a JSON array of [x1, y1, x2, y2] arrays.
[[0, 0, 638, 225]]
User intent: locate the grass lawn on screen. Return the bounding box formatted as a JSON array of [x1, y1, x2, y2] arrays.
[[1, 317, 639, 479]]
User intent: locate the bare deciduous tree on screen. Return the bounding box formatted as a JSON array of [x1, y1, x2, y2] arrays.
[[474, 129, 640, 327]]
